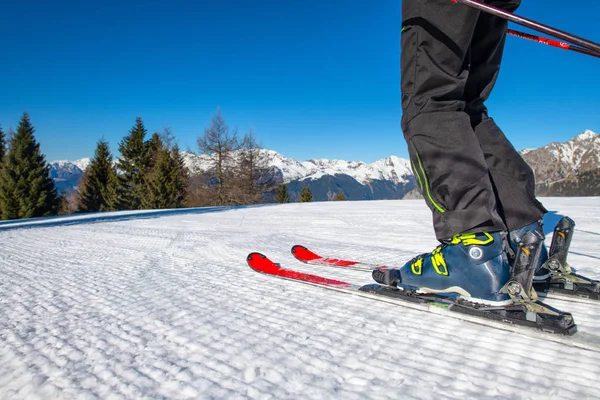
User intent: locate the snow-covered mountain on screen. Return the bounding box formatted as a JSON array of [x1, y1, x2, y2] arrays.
[[181, 150, 413, 185], [49, 130, 599, 198], [179, 150, 416, 201], [521, 130, 600, 196], [48, 158, 91, 194], [521, 130, 600, 182], [49, 158, 91, 177]]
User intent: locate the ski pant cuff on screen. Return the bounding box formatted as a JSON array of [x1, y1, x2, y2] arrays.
[[434, 207, 507, 240]]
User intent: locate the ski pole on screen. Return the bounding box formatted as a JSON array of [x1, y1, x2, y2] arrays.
[[507, 29, 600, 59], [450, 0, 600, 55]]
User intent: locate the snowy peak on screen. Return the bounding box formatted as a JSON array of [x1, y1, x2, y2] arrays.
[[180, 152, 213, 175], [277, 153, 413, 184], [48, 159, 89, 194], [180, 149, 414, 185], [365, 156, 413, 184], [547, 130, 599, 168], [176, 150, 416, 201], [50, 158, 91, 174], [73, 158, 92, 171], [49, 158, 89, 180], [574, 129, 598, 142], [520, 130, 600, 184]]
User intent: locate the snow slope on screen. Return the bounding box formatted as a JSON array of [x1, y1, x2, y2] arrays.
[[1, 198, 600, 399]]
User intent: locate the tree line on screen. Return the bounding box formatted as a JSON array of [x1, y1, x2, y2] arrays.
[[0, 110, 319, 221]]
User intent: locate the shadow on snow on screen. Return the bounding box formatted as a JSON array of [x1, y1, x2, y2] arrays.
[[0, 204, 274, 232]]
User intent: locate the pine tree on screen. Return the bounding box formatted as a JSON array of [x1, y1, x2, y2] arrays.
[[78, 139, 119, 212], [117, 117, 151, 210], [104, 167, 120, 209], [146, 147, 176, 209], [0, 125, 6, 167], [171, 145, 189, 207], [0, 126, 5, 220], [148, 132, 163, 169], [143, 132, 166, 209], [146, 140, 189, 209], [335, 190, 346, 201], [0, 113, 59, 220], [299, 185, 313, 202], [275, 183, 290, 203]]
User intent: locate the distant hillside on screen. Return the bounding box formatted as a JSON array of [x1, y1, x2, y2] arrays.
[[48, 158, 90, 194], [180, 150, 417, 201], [49, 130, 599, 199], [521, 130, 600, 196]]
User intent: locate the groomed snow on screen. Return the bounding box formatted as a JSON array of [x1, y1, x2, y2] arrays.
[[1, 198, 600, 399]]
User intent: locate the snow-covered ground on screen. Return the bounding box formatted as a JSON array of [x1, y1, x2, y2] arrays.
[[1, 198, 600, 399]]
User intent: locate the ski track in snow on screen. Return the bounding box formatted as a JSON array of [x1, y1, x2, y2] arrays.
[[1, 198, 599, 399]]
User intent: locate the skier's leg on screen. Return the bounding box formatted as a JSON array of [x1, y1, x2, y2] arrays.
[[393, 0, 511, 303], [463, 0, 550, 292], [401, 0, 506, 241], [463, 0, 547, 232]]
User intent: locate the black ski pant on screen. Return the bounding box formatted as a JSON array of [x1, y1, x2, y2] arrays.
[[400, 0, 547, 240]]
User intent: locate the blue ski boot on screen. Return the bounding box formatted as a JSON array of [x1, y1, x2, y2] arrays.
[[373, 231, 512, 305]]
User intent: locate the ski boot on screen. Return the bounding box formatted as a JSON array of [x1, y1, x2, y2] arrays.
[[372, 231, 513, 305], [509, 217, 600, 300], [372, 230, 576, 334], [499, 230, 575, 331]]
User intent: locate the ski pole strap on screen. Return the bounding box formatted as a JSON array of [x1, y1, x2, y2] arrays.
[[507, 29, 600, 59], [450, 0, 600, 56]]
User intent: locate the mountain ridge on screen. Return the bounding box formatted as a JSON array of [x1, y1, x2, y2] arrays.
[[49, 130, 600, 199]]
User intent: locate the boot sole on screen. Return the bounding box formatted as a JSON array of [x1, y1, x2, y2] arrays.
[[410, 285, 514, 307]]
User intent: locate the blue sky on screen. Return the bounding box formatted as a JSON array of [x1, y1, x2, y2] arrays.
[[0, 0, 598, 162]]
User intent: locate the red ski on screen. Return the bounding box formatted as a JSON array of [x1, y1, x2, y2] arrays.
[[291, 244, 383, 271], [247, 252, 356, 289], [245, 252, 585, 340], [292, 244, 388, 271]]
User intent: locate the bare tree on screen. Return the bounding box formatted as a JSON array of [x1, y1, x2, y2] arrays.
[[186, 172, 212, 207], [197, 109, 238, 206], [7, 126, 15, 143], [159, 127, 177, 150], [59, 190, 82, 215], [234, 127, 276, 204]]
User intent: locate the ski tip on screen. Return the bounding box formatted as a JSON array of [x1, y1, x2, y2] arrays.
[[291, 245, 308, 254], [291, 244, 322, 262], [247, 252, 267, 262]]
